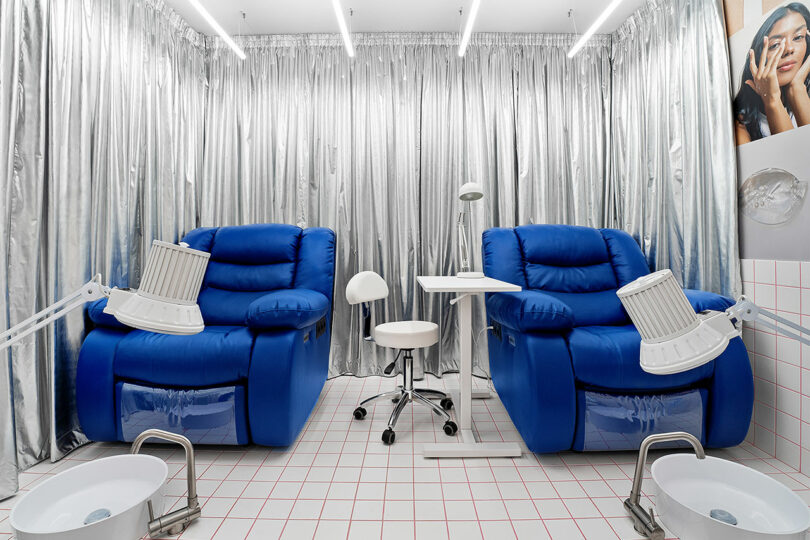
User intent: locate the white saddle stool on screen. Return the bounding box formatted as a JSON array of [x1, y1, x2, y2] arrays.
[[346, 271, 457, 445]]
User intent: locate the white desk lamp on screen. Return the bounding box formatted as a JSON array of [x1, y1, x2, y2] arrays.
[[617, 269, 810, 375], [0, 240, 210, 352], [457, 182, 485, 279]]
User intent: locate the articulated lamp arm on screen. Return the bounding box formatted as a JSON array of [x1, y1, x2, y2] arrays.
[[0, 274, 109, 353], [727, 297, 810, 346]]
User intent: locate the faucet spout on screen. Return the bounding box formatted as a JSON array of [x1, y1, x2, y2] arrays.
[[624, 432, 705, 539], [131, 429, 201, 536]]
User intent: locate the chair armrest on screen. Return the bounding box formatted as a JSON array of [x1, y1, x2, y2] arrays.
[[486, 291, 574, 332], [86, 298, 131, 330], [682, 289, 734, 313], [247, 289, 330, 331]]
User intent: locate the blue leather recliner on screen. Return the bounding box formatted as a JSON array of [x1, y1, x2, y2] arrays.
[[77, 224, 335, 447], [482, 225, 753, 453]]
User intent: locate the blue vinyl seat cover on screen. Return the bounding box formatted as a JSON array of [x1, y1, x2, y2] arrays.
[[567, 324, 715, 391], [485, 291, 574, 332], [87, 298, 130, 330], [512, 225, 636, 327], [246, 289, 329, 330], [683, 289, 734, 313], [114, 326, 253, 387]]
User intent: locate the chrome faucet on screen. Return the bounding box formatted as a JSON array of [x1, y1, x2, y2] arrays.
[[624, 432, 706, 540], [131, 429, 201, 536]]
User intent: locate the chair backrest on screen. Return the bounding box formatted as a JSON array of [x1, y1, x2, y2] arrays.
[[482, 224, 650, 327], [345, 271, 389, 305], [182, 224, 336, 325]]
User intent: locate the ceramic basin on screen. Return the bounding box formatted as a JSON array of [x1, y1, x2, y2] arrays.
[[652, 454, 810, 540], [10, 454, 167, 540]]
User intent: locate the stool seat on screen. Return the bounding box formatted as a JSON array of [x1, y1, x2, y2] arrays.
[[374, 321, 438, 349]]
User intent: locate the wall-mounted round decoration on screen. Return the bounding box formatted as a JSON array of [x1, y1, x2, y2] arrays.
[[739, 167, 807, 225]]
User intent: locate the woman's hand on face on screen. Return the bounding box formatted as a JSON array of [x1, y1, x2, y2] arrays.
[[789, 30, 810, 91], [745, 37, 786, 105]]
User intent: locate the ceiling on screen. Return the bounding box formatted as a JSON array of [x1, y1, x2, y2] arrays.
[[165, 0, 646, 36]]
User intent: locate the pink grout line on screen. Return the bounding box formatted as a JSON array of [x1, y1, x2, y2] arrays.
[[312, 374, 356, 540], [480, 395, 555, 539]]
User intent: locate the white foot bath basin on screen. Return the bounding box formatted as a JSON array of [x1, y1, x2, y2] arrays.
[[652, 454, 810, 540], [10, 454, 168, 540]]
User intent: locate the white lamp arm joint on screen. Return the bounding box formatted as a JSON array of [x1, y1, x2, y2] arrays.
[[0, 274, 110, 353], [727, 296, 810, 346]]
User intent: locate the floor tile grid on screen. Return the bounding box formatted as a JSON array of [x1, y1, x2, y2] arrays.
[[240, 370, 357, 539], [478, 393, 612, 540], [2, 375, 810, 540]]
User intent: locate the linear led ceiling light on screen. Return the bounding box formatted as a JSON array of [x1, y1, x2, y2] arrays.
[[567, 0, 624, 58], [187, 0, 246, 60], [331, 0, 355, 57], [458, 0, 482, 57]]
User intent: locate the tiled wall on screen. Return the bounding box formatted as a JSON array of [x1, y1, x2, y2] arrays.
[[740, 259, 810, 474]]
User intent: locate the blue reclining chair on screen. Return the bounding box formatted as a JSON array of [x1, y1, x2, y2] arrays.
[[77, 224, 335, 446], [482, 224, 753, 453]]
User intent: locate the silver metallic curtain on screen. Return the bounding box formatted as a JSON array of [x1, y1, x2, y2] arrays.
[[0, 0, 206, 497], [201, 34, 613, 377], [0, 0, 49, 500], [610, 0, 741, 297]]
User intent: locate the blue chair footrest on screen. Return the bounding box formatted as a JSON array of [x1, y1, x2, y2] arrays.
[[574, 388, 707, 451], [115, 382, 250, 445]]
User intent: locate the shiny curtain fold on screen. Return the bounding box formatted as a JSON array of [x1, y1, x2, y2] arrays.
[[201, 34, 613, 377], [0, 0, 206, 498], [610, 0, 741, 297], [47, 0, 206, 462], [0, 0, 49, 500]]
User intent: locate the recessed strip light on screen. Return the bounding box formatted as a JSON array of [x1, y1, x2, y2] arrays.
[[331, 0, 355, 57], [187, 0, 246, 59], [458, 0, 482, 57], [567, 0, 624, 58]]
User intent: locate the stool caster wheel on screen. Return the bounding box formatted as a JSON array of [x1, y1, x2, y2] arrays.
[[353, 407, 367, 420], [443, 421, 458, 436], [392, 398, 400, 403], [382, 428, 396, 445], [440, 398, 453, 410]]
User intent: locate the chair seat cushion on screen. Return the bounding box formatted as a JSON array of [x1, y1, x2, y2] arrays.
[[114, 326, 253, 387], [567, 325, 714, 392], [374, 321, 438, 349]]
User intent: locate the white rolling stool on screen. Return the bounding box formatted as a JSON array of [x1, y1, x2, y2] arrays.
[[346, 271, 458, 445]]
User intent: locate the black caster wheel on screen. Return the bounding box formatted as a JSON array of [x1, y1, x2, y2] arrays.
[[382, 428, 396, 445], [353, 407, 367, 420], [440, 398, 453, 410], [391, 398, 400, 403], [443, 420, 458, 436]]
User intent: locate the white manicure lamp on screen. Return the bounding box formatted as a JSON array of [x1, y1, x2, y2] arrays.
[[457, 182, 485, 279], [617, 269, 810, 375], [0, 240, 211, 352]]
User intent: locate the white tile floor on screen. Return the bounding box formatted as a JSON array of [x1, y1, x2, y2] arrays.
[[2, 374, 810, 540]]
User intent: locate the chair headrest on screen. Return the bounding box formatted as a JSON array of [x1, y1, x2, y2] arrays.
[[346, 271, 388, 304]]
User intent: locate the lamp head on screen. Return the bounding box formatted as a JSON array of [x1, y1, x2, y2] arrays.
[[104, 240, 210, 335], [617, 269, 739, 375], [459, 182, 484, 201]]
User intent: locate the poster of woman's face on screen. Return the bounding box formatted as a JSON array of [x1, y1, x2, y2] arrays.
[[725, 0, 810, 261], [729, 2, 810, 145]]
